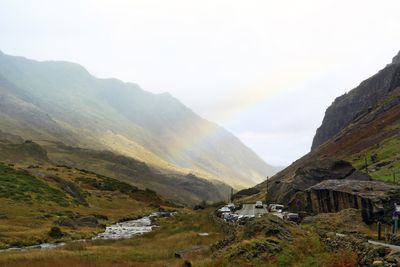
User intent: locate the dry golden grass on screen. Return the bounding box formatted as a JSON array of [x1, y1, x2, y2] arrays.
[[0, 163, 157, 248], [0, 208, 223, 267]]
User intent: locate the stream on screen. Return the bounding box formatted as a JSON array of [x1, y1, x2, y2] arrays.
[[0, 211, 173, 253]]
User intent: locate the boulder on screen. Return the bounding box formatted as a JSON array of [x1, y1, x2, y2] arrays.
[[55, 216, 78, 229], [75, 216, 98, 227], [55, 215, 98, 228], [306, 179, 400, 223], [266, 159, 370, 205]]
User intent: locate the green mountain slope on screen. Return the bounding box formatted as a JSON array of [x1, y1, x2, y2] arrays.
[[0, 51, 277, 188]]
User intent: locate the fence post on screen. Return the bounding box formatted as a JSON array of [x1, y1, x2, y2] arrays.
[[378, 221, 382, 240]]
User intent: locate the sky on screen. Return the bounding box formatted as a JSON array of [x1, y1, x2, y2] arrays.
[[0, 0, 399, 166]]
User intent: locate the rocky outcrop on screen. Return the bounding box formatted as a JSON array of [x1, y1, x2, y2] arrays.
[[312, 50, 400, 150], [47, 175, 87, 205], [55, 215, 98, 229], [306, 180, 400, 223], [266, 159, 370, 205]]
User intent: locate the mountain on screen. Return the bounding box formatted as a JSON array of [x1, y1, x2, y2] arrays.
[[0, 137, 231, 206], [0, 50, 277, 189], [312, 50, 400, 150], [235, 50, 400, 206]]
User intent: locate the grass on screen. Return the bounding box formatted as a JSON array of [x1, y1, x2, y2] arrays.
[[0, 163, 68, 206], [0, 162, 162, 249], [348, 134, 400, 182], [0, 208, 224, 267]]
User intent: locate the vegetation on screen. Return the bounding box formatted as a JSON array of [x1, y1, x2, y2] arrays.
[[0, 208, 224, 267], [0, 163, 68, 206], [0, 162, 161, 250], [48, 227, 63, 239], [348, 134, 400, 182], [75, 175, 139, 194]]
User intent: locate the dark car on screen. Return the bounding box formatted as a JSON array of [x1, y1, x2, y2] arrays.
[[283, 212, 300, 223]]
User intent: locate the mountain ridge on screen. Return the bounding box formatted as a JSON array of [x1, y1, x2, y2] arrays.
[[311, 50, 400, 150], [0, 51, 277, 189], [235, 50, 400, 205]]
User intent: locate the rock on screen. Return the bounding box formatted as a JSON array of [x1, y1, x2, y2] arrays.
[[242, 214, 292, 241], [47, 175, 87, 205], [392, 50, 400, 65], [312, 50, 400, 150], [55, 215, 98, 228], [372, 260, 384, 266], [232, 187, 260, 199], [0, 214, 8, 219], [75, 216, 98, 227], [229, 240, 282, 260], [253, 240, 282, 254], [306, 180, 400, 223], [182, 260, 192, 267], [55, 216, 78, 229], [266, 159, 370, 206]]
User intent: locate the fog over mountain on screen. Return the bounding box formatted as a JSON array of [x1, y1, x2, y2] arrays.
[[0, 51, 277, 188]]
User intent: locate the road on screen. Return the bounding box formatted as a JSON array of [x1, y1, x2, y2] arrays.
[[236, 203, 268, 216], [367, 240, 400, 252]]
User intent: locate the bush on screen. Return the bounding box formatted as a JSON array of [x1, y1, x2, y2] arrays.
[[323, 250, 358, 267], [48, 227, 63, 239]]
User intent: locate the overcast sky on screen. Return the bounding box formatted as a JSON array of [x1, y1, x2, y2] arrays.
[[1, 0, 399, 166]]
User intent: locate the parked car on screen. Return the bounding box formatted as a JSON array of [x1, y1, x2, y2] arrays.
[[268, 204, 284, 213], [227, 203, 236, 211], [283, 212, 300, 223], [224, 213, 239, 223], [255, 201, 263, 209], [218, 206, 231, 213]]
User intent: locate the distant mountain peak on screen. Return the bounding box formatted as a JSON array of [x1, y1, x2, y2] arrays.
[[392, 50, 400, 65]]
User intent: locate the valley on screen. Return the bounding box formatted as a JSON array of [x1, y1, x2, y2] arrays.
[[0, 46, 399, 266]]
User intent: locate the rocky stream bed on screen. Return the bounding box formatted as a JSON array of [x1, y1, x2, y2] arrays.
[[0, 211, 174, 253]]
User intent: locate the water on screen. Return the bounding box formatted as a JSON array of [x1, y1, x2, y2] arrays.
[[93, 212, 172, 240], [0, 211, 174, 252]]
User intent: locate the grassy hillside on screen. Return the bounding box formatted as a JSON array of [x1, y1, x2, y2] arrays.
[[0, 162, 165, 249], [0, 136, 230, 206]]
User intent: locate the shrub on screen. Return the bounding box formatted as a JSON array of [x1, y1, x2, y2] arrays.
[[48, 227, 63, 239]]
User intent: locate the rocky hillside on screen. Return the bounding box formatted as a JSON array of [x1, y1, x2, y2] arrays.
[[0, 160, 170, 249], [0, 51, 277, 189], [0, 135, 230, 206], [312, 50, 400, 150], [236, 51, 400, 217]]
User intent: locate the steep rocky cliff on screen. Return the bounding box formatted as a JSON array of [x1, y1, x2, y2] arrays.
[[312, 51, 400, 150]]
